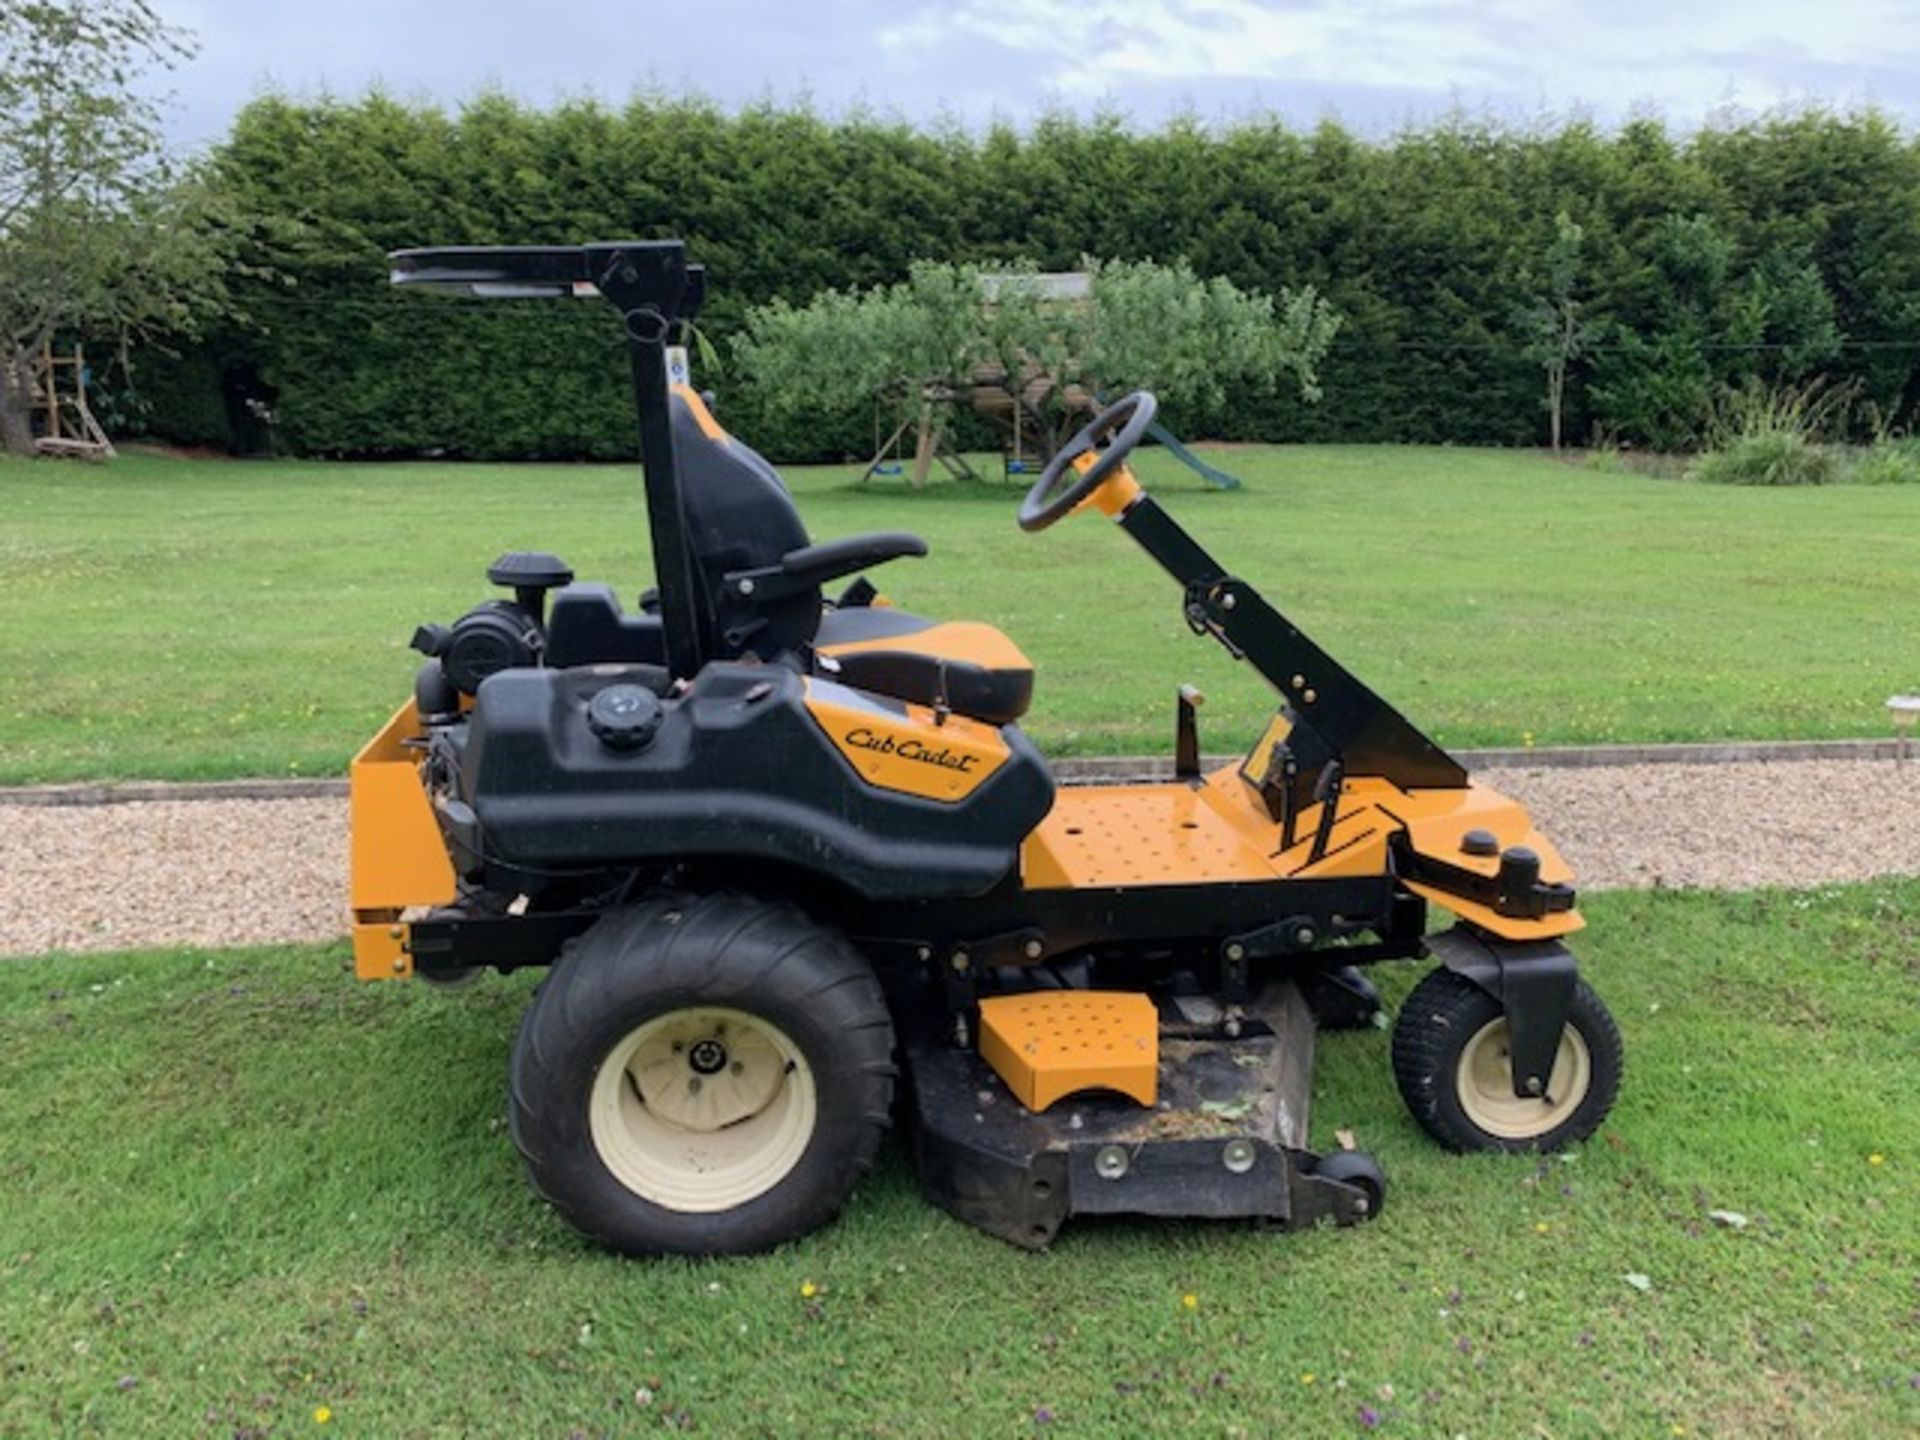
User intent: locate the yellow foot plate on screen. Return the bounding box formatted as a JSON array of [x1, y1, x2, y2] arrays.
[[977, 990, 1159, 1111]]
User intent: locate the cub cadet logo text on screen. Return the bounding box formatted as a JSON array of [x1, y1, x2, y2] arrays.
[[843, 726, 980, 774]]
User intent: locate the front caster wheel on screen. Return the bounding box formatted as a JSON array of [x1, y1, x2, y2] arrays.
[[1391, 967, 1622, 1153], [1299, 964, 1384, 1030], [508, 894, 895, 1257]]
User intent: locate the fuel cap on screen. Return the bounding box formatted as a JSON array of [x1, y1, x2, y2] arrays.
[[586, 684, 663, 752]]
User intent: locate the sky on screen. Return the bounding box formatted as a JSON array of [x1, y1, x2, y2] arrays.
[[155, 0, 1920, 147]]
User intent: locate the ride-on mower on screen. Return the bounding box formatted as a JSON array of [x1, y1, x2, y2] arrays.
[[350, 240, 1623, 1256]]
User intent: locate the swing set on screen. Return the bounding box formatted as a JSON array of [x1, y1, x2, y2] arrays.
[[862, 366, 1243, 493], [862, 382, 979, 486], [857, 272, 1242, 491]]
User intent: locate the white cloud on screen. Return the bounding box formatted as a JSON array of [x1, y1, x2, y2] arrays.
[[879, 0, 1920, 117], [150, 0, 1920, 146]]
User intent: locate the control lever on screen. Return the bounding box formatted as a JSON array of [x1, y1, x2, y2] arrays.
[[1175, 685, 1204, 779], [1260, 740, 1300, 848], [1307, 759, 1345, 864]]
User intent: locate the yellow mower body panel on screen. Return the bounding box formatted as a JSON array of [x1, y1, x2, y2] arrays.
[[1387, 780, 1584, 941], [1022, 761, 1581, 942], [349, 701, 457, 979], [802, 680, 1010, 803]]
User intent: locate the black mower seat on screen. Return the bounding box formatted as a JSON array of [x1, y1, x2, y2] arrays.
[[814, 606, 1034, 725]]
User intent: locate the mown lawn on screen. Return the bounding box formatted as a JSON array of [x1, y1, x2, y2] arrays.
[[2, 883, 1915, 1437], [0, 446, 1915, 784]]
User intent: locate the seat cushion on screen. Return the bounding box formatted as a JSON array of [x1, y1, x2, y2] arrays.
[[815, 607, 1034, 725]]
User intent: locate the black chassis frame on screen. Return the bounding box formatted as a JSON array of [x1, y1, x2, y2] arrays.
[[407, 875, 1430, 995], [390, 239, 1584, 1102]]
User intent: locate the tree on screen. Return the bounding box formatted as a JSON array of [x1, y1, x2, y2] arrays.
[[1515, 211, 1592, 453], [0, 2, 241, 455], [732, 257, 1340, 479], [1588, 213, 1844, 450]]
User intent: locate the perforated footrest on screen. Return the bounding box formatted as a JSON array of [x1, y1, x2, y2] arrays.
[[977, 990, 1158, 1111]]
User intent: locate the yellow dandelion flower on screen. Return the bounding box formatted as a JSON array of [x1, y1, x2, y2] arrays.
[[1181, 1293, 1198, 1310], [800, 1280, 818, 1299], [1868, 1153, 1885, 1166], [1300, 1373, 1316, 1385], [1534, 1222, 1551, 1234], [314, 1407, 333, 1426]]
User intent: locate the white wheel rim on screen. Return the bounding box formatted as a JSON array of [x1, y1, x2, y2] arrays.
[[588, 1007, 816, 1213], [1455, 1017, 1592, 1141]]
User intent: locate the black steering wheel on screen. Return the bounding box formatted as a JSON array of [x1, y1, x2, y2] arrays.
[[1018, 390, 1158, 532]]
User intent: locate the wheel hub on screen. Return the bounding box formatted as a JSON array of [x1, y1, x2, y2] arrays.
[[588, 1006, 817, 1214], [1455, 1017, 1592, 1140], [631, 1013, 785, 1131]]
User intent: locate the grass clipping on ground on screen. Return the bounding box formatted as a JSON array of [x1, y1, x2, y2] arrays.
[[2, 883, 1916, 1435]]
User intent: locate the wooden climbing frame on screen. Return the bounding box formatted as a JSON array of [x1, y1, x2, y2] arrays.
[[31, 344, 114, 459]]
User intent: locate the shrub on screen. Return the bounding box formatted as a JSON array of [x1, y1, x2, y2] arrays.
[[1686, 378, 1848, 486], [1844, 439, 1920, 485], [154, 96, 1920, 459], [1581, 437, 1625, 472], [1688, 429, 1839, 486], [94, 347, 238, 450]]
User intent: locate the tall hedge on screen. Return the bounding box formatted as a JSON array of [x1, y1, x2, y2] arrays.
[[134, 96, 1920, 460]]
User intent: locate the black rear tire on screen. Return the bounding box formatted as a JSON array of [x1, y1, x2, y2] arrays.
[[508, 893, 895, 1256], [1391, 966, 1622, 1154]]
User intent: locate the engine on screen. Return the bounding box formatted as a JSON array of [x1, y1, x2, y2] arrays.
[[409, 550, 574, 719]]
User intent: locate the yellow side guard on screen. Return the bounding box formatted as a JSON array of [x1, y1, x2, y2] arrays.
[[977, 991, 1159, 1111], [349, 701, 457, 980]]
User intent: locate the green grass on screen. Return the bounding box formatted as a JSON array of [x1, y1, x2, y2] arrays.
[[3, 446, 1917, 784], [3, 884, 1916, 1436]]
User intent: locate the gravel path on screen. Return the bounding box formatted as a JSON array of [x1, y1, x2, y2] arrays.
[[3, 759, 1917, 957]]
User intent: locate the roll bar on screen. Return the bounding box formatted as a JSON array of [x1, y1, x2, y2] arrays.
[[390, 241, 709, 677]]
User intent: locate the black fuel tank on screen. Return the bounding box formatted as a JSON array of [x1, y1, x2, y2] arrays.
[[451, 663, 1055, 900]]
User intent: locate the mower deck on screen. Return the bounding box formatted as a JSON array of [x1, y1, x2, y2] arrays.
[[905, 980, 1373, 1248]]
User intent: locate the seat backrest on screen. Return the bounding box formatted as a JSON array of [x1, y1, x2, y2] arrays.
[[668, 386, 821, 660]]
